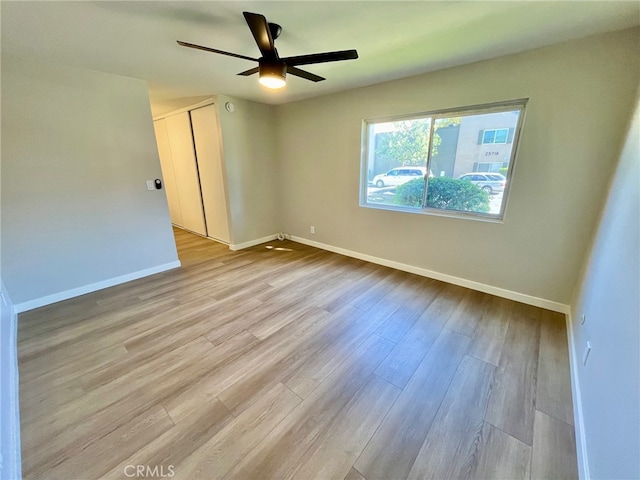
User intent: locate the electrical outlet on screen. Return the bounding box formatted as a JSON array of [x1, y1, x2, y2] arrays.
[[583, 341, 592, 365], [146, 180, 155, 191], [310, 226, 315, 234]]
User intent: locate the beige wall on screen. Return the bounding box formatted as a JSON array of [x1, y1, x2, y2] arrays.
[[216, 95, 280, 247], [1, 59, 179, 308], [275, 28, 639, 305]]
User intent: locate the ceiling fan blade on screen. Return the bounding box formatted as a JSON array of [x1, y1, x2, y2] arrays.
[[177, 41, 257, 62], [243, 11, 277, 59], [281, 49, 358, 67], [237, 67, 260, 77], [286, 66, 325, 82]]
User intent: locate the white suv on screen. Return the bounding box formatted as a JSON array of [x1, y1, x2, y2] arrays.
[[372, 167, 427, 187]]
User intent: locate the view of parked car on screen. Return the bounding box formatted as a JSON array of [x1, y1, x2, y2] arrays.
[[458, 172, 506, 194], [372, 167, 427, 187]]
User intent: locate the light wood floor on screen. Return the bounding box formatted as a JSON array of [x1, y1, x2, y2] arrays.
[[18, 227, 578, 480]]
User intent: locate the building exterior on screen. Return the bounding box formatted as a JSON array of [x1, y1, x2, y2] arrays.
[[447, 111, 519, 178], [370, 109, 519, 180]]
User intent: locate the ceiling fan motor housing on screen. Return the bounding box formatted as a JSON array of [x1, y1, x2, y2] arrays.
[[268, 23, 282, 40], [259, 59, 286, 77]]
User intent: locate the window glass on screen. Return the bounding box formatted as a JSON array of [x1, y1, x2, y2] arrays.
[[494, 128, 509, 143], [365, 117, 432, 208], [482, 128, 510, 144], [482, 130, 496, 144], [361, 100, 526, 219]]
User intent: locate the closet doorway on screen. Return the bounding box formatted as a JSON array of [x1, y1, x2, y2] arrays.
[[153, 101, 230, 244]]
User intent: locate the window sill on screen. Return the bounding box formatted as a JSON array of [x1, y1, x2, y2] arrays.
[[359, 202, 505, 224]]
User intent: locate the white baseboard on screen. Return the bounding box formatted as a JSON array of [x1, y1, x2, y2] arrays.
[[224, 232, 569, 313], [289, 235, 569, 314], [172, 224, 232, 247], [229, 234, 279, 251], [13, 261, 182, 314], [0, 282, 22, 480], [565, 309, 589, 480]]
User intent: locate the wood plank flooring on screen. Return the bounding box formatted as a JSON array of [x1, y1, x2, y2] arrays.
[[18, 227, 578, 480]]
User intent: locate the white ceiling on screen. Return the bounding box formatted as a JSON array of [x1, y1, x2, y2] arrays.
[[2, 1, 639, 116]]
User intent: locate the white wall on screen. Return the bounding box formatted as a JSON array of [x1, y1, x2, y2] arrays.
[[216, 95, 280, 247], [0, 284, 21, 480], [569, 94, 639, 479], [275, 28, 639, 306], [1, 59, 180, 310]]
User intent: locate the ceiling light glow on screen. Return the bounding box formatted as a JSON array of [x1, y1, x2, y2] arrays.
[[259, 61, 286, 89], [259, 74, 286, 89]]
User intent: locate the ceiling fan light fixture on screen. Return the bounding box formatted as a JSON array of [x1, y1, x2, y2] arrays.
[[258, 61, 286, 89], [178, 12, 358, 89]]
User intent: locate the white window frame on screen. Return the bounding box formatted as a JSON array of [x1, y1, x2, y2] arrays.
[[359, 99, 528, 222]]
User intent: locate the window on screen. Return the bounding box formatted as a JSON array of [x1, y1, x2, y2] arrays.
[[360, 99, 527, 220], [474, 161, 506, 173], [482, 128, 510, 144]]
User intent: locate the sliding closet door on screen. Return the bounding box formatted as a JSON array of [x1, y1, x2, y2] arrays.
[[153, 118, 183, 227], [164, 112, 207, 236], [190, 104, 230, 243]]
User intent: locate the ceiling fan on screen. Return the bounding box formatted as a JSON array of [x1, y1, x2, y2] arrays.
[[177, 11, 358, 89]]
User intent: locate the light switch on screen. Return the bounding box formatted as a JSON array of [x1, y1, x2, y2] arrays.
[[146, 180, 155, 191]]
